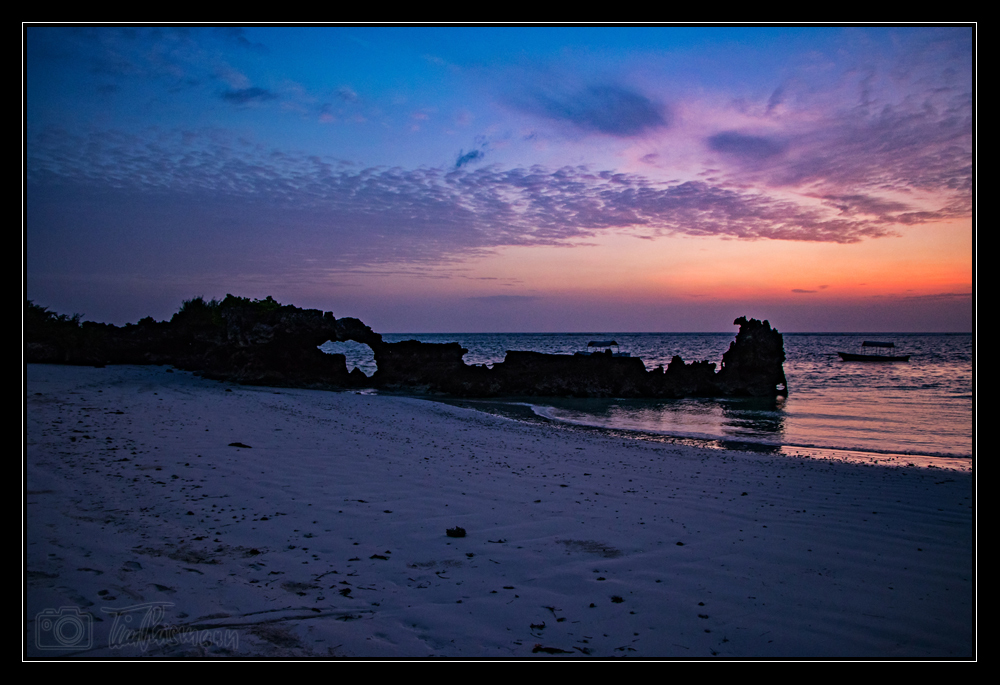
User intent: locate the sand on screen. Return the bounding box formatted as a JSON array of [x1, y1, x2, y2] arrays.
[[24, 363, 974, 658]]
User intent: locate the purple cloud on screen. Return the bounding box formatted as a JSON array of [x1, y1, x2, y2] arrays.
[[697, 30, 972, 223], [708, 132, 786, 160], [706, 82, 971, 221], [781, 101, 971, 201], [821, 194, 912, 217], [28, 126, 932, 283]]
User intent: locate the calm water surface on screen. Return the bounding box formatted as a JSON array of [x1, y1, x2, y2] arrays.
[[321, 333, 973, 463]]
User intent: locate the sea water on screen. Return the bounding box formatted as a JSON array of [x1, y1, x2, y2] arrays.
[[320, 333, 973, 464]]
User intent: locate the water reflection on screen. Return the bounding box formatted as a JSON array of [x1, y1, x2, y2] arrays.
[[719, 396, 786, 439], [530, 395, 787, 447]]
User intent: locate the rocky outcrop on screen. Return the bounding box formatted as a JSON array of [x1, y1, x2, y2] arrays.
[[26, 298, 787, 397], [489, 351, 651, 398], [25, 296, 382, 390], [366, 317, 786, 398], [716, 316, 788, 396], [371, 340, 470, 390]]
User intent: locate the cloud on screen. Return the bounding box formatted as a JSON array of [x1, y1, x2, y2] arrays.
[[695, 31, 972, 223], [215, 27, 267, 53], [897, 291, 972, 302], [705, 46, 972, 220], [765, 86, 785, 115], [26, 27, 275, 102], [336, 86, 359, 102], [455, 149, 485, 168], [821, 194, 911, 217], [817, 194, 940, 225], [467, 295, 540, 304], [520, 84, 669, 137], [708, 132, 786, 161], [774, 100, 971, 203], [221, 87, 276, 105], [28, 127, 965, 277], [792, 289, 817, 294]]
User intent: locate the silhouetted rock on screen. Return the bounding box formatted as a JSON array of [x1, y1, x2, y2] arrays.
[[716, 316, 788, 396], [25, 298, 787, 398], [25, 295, 382, 390], [372, 340, 469, 390], [489, 351, 649, 397]]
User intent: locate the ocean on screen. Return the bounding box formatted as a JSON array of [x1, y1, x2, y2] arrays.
[[320, 332, 973, 467]]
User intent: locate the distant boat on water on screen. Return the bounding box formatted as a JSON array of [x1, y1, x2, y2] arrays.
[[837, 341, 910, 362]]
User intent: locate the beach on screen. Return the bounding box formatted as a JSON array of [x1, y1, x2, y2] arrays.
[[24, 363, 974, 658]]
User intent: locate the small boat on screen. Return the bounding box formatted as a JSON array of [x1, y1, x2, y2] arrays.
[[575, 340, 631, 357], [837, 341, 910, 362]]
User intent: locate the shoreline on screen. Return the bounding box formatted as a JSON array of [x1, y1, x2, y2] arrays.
[[409, 396, 973, 472], [24, 364, 974, 658]]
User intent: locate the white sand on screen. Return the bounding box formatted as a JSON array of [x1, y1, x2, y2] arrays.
[[24, 364, 974, 658]]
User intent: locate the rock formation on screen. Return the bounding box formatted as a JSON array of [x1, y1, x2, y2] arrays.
[[26, 298, 787, 398], [26, 296, 382, 390], [716, 316, 788, 396]]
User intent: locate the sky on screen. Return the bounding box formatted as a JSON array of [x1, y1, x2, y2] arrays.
[[24, 25, 974, 332]]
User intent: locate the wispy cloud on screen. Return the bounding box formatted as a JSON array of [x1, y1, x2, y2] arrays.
[[770, 99, 971, 204], [336, 86, 359, 102], [29, 127, 943, 276], [455, 149, 485, 168], [708, 132, 786, 161], [897, 291, 973, 302], [517, 83, 669, 137], [28, 27, 254, 93], [467, 295, 540, 304], [214, 27, 268, 53], [765, 85, 785, 115], [221, 86, 276, 105], [699, 40, 972, 221]]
